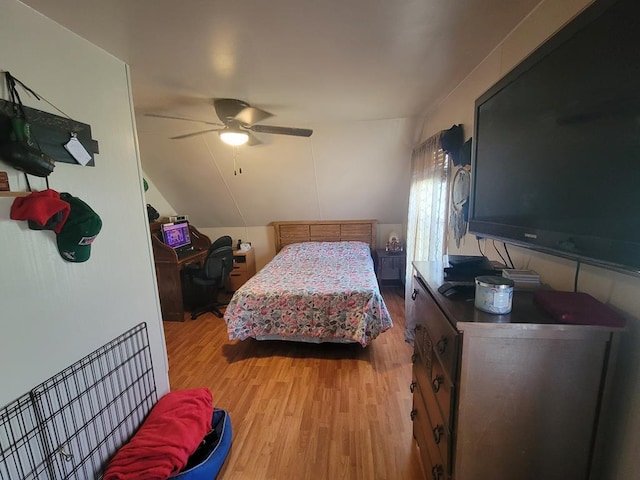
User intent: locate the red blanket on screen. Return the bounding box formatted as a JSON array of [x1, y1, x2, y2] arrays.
[[104, 388, 214, 480]]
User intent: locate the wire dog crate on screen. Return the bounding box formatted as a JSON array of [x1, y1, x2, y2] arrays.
[[0, 323, 157, 480]]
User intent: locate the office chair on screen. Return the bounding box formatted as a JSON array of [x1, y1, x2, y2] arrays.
[[188, 235, 234, 319]]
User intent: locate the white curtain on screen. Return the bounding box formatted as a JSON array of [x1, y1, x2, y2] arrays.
[[404, 131, 450, 344]]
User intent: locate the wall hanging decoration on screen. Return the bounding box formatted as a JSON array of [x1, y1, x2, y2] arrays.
[[0, 71, 99, 173], [450, 165, 471, 247]]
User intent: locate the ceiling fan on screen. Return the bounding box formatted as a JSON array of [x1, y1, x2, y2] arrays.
[[145, 98, 313, 146]]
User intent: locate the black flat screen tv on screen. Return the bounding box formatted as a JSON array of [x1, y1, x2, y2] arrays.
[[469, 0, 640, 275]]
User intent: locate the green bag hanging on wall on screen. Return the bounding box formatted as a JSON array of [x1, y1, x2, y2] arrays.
[[0, 72, 55, 177]]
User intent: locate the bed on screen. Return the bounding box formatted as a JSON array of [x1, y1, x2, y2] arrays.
[[223, 220, 393, 347]]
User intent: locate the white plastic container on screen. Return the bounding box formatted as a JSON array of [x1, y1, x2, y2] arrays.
[[474, 276, 514, 314]]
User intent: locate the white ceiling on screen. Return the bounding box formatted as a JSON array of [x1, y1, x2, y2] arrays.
[[20, 0, 542, 227]]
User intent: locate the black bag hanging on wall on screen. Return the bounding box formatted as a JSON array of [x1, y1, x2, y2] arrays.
[[147, 204, 160, 222], [0, 72, 55, 177], [441, 124, 464, 166]]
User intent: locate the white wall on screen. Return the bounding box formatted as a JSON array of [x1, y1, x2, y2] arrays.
[[144, 168, 405, 270], [143, 172, 176, 220], [0, 0, 169, 405], [419, 0, 640, 478], [137, 115, 416, 229]]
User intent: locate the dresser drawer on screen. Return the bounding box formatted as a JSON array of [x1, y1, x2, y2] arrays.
[[412, 382, 447, 480], [233, 258, 249, 272], [229, 249, 256, 291], [228, 271, 248, 291], [414, 350, 454, 437], [412, 365, 453, 475], [414, 323, 433, 373], [419, 371, 452, 473], [413, 277, 459, 381], [430, 354, 455, 429], [414, 346, 454, 431]]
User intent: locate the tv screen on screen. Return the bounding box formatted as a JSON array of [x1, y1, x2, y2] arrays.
[[469, 0, 640, 274], [161, 222, 192, 250]]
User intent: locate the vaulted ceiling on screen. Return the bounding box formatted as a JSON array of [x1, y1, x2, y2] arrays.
[[21, 0, 541, 227]]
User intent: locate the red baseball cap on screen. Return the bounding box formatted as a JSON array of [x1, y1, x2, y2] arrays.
[[10, 189, 71, 234]]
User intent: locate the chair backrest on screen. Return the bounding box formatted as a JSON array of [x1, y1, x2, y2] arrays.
[[210, 235, 233, 251], [202, 245, 234, 287]]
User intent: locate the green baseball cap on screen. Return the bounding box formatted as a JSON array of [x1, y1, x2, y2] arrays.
[[56, 193, 102, 262]]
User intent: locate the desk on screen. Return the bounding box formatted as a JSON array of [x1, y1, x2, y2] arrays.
[[150, 222, 211, 322]]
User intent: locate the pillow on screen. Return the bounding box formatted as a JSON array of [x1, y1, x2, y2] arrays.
[[103, 388, 214, 480], [534, 291, 626, 327]]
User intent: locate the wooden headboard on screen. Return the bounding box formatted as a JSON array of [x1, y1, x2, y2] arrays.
[[272, 220, 377, 252]]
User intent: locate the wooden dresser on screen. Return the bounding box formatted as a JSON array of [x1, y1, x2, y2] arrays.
[[228, 248, 256, 291], [409, 261, 620, 480]]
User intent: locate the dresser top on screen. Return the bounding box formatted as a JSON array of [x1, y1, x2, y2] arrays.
[[412, 261, 620, 333]]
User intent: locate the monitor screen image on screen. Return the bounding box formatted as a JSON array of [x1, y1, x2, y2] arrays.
[[161, 222, 192, 250]]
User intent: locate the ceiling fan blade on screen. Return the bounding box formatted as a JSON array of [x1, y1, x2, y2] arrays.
[[246, 131, 262, 146], [214, 98, 250, 124], [145, 113, 223, 126], [234, 106, 273, 126], [170, 128, 222, 139], [248, 124, 313, 137]]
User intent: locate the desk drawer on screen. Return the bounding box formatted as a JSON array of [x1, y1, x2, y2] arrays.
[[233, 259, 249, 272]]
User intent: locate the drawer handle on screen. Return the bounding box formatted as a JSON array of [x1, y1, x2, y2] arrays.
[[431, 465, 444, 480], [410, 409, 417, 421], [410, 381, 417, 393], [411, 288, 418, 300], [433, 424, 444, 444], [411, 353, 418, 364], [436, 336, 448, 355], [432, 374, 444, 393]]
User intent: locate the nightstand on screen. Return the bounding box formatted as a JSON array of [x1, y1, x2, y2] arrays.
[[228, 248, 256, 291], [373, 249, 406, 286]]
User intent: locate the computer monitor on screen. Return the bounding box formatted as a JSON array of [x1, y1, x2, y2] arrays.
[[161, 222, 192, 250]]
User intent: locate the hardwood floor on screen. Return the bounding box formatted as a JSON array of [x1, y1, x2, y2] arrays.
[[163, 286, 425, 479]]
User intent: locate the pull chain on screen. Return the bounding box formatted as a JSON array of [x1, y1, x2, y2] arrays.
[[233, 146, 242, 175]]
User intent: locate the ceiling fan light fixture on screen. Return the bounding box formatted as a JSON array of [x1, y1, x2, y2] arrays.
[[219, 128, 249, 146]]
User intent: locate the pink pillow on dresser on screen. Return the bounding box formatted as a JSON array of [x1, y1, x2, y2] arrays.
[[534, 291, 626, 328]]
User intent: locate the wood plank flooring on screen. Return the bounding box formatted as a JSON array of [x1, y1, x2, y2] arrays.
[[163, 286, 425, 479]]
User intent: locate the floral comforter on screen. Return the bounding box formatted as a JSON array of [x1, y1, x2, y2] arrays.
[[224, 241, 393, 346]]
